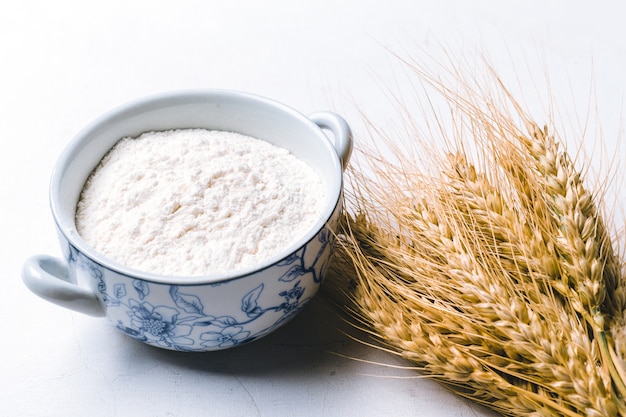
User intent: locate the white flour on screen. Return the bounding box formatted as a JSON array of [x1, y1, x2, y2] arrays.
[[75, 129, 325, 276]]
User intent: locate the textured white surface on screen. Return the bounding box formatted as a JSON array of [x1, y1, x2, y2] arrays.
[[76, 129, 324, 276], [3, 1, 626, 416]]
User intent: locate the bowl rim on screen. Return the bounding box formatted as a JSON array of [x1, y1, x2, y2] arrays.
[[49, 88, 345, 285]]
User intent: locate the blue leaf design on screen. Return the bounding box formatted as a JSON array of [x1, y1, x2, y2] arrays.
[[275, 253, 299, 267], [170, 285, 205, 314], [133, 280, 150, 300], [169, 285, 179, 300], [113, 283, 126, 299], [279, 264, 306, 282], [247, 307, 263, 319], [176, 293, 205, 315], [212, 316, 239, 327], [241, 284, 263, 316], [318, 229, 330, 244]]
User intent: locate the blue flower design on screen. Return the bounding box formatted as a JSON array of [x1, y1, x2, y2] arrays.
[[200, 325, 251, 349], [280, 281, 304, 303], [68, 222, 329, 350], [127, 300, 193, 348], [278, 281, 305, 314]]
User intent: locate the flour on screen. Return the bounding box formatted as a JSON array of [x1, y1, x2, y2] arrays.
[[75, 129, 326, 276]]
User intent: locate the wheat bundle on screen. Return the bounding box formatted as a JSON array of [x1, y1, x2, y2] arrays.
[[327, 59, 626, 416]]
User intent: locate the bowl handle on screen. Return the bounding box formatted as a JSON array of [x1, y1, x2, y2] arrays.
[[308, 111, 353, 171], [22, 255, 105, 317]]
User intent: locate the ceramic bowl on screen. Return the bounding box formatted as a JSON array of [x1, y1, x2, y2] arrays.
[[22, 89, 352, 351]]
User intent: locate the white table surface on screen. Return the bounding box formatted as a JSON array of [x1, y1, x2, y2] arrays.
[[3, 1, 626, 416]]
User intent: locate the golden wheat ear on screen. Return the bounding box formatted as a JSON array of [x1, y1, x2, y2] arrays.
[[324, 54, 626, 416]]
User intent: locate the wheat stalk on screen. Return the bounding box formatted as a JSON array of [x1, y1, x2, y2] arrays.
[[326, 59, 626, 416]]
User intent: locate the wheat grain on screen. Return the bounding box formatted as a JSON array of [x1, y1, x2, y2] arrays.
[[337, 215, 612, 415], [326, 58, 626, 416]]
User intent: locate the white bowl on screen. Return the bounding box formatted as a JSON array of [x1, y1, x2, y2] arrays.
[[22, 89, 352, 351]]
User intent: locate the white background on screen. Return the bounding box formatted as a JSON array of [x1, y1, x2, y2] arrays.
[[2, 1, 626, 416]]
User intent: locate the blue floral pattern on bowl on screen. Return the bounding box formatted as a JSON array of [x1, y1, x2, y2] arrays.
[[65, 213, 338, 352], [21, 91, 352, 351]]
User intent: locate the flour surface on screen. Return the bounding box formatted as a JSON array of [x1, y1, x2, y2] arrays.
[[75, 129, 325, 276]]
